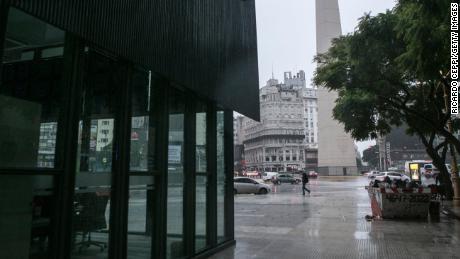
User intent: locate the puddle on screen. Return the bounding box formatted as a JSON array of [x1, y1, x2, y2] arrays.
[[354, 231, 370, 240]]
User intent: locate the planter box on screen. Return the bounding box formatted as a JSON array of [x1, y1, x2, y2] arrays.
[[368, 187, 434, 219]]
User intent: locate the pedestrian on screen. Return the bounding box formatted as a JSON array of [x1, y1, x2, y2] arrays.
[[302, 171, 311, 195]]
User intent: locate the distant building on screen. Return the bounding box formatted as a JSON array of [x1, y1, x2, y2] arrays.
[[378, 127, 430, 170], [240, 71, 318, 172], [234, 116, 245, 172]]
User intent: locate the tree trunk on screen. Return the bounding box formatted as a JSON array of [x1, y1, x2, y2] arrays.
[[439, 128, 460, 154], [417, 132, 454, 199], [425, 144, 454, 199]]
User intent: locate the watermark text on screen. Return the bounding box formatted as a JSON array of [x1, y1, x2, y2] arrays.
[[452, 3, 459, 114]]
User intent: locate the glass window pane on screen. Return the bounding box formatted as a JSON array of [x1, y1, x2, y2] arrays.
[[167, 92, 185, 258], [195, 175, 207, 252], [127, 68, 154, 259], [1, 8, 65, 168], [130, 70, 151, 172], [72, 48, 124, 258], [0, 175, 54, 258], [196, 112, 207, 173], [216, 110, 226, 242], [195, 104, 207, 252], [127, 176, 155, 259]]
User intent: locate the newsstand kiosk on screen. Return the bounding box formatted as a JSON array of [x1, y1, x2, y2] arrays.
[[408, 162, 422, 184]]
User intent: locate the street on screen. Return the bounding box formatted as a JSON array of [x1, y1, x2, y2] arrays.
[[212, 176, 460, 259]]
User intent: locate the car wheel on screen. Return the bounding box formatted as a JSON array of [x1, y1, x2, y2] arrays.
[[258, 188, 268, 194], [234, 189, 237, 195]]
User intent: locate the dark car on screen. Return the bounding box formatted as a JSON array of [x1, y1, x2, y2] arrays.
[[277, 174, 301, 184]]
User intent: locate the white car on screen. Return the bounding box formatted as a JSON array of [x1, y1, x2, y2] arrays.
[[366, 171, 380, 179], [262, 172, 279, 182], [234, 177, 271, 194], [374, 172, 410, 183]]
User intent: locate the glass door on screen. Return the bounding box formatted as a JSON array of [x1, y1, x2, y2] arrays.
[[127, 68, 156, 259], [166, 90, 185, 258], [71, 47, 126, 258], [195, 103, 208, 252]]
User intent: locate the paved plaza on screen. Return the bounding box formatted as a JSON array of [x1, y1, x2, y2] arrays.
[[211, 177, 460, 259]]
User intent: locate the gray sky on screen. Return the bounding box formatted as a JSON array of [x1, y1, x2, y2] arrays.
[[255, 0, 396, 155]]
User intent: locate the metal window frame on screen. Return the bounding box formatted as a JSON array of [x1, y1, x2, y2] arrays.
[[183, 93, 196, 256], [223, 109, 235, 241], [152, 80, 169, 259], [193, 102, 211, 254], [52, 34, 85, 259], [207, 103, 218, 248], [108, 60, 133, 259]]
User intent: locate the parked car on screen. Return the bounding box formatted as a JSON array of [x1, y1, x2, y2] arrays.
[[234, 177, 271, 194], [262, 172, 279, 182], [373, 172, 410, 183], [308, 171, 318, 178], [277, 174, 301, 184]]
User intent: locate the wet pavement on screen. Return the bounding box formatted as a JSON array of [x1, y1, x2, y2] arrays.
[[211, 176, 460, 259]]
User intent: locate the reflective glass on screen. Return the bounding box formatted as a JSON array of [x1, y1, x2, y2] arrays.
[[167, 92, 185, 258], [127, 68, 154, 259], [216, 111, 226, 242], [195, 110, 207, 252], [1, 8, 65, 168], [127, 176, 155, 259], [0, 175, 54, 258], [72, 48, 124, 258], [130, 70, 151, 172]]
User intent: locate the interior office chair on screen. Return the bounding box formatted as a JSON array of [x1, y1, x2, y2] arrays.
[[73, 192, 109, 252]]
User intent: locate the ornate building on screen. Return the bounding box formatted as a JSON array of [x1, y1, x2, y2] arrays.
[[240, 71, 318, 172]]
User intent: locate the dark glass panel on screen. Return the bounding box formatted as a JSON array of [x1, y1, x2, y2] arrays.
[[167, 91, 185, 258], [127, 176, 155, 259], [1, 8, 64, 168], [0, 175, 54, 259], [195, 104, 207, 252], [216, 111, 226, 242], [71, 48, 126, 258]]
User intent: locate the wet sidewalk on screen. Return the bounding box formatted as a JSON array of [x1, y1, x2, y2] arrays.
[[211, 177, 460, 259], [442, 200, 460, 220]]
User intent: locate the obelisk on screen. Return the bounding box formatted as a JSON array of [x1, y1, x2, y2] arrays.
[[315, 0, 358, 175]]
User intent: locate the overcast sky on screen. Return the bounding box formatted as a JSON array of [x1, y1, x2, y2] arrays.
[[254, 0, 396, 155]]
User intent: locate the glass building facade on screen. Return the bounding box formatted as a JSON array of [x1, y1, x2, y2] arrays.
[[0, 1, 257, 257]]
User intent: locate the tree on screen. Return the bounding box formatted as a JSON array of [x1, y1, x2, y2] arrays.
[[362, 145, 379, 169], [313, 0, 456, 197]]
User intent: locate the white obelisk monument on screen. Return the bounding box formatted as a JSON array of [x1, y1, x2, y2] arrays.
[[315, 0, 358, 175]]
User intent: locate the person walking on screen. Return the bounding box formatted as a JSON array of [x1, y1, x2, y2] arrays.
[[302, 171, 311, 195]]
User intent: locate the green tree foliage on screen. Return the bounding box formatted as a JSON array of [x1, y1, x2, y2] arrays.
[[362, 145, 379, 169], [313, 0, 455, 197]]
